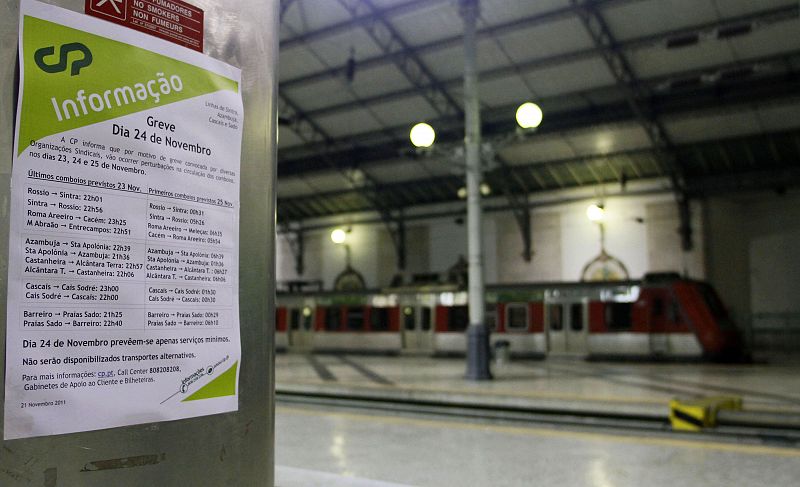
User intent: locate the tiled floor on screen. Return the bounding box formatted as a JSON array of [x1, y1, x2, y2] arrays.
[[275, 354, 800, 486], [275, 403, 800, 487]]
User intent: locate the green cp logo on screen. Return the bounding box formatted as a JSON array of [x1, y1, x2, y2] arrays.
[[34, 43, 92, 76]]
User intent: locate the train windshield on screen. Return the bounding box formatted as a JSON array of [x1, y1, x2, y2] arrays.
[[697, 284, 734, 330]]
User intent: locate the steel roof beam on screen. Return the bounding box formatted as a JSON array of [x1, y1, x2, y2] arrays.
[[277, 128, 800, 219], [279, 66, 800, 176], [572, 0, 718, 251], [333, 0, 462, 117], [280, 0, 654, 52], [492, 154, 533, 261], [281, 3, 797, 92], [286, 5, 798, 122], [278, 66, 408, 257], [281, 0, 450, 50]]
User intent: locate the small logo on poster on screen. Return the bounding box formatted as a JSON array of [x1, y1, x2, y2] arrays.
[[90, 0, 127, 21], [34, 43, 93, 76]]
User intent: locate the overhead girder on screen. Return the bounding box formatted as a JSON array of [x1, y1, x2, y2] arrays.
[[277, 0, 800, 249], [490, 154, 533, 262], [279, 45, 800, 166], [278, 67, 800, 177], [569, 0, 692, 248], [277, 129, 800, 222], [333, 0, 462, 118], [277, 25, 413, 273], [281, 0, 451, 50], [281, 3, 798, 115]]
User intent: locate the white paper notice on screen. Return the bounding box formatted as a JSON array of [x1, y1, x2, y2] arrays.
[[5, 0, 243, 439]]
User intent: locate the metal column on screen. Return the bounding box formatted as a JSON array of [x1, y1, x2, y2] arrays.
[[0, 0, 278, 485], [461, 0, 492, 380]]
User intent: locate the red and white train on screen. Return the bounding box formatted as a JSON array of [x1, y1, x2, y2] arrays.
[[275, 273, 744, 360]]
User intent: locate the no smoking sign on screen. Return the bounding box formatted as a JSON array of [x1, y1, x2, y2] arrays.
[[85, 0, 204, 52], [88, 0, 127, 21]]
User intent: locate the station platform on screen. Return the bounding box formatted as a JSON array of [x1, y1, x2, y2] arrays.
[[276, 354, 800, 417], [275, 401, 800, 487], [275, 354, 800, 486]]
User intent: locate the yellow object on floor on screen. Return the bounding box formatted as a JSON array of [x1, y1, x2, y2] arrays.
[[669, 396, 743, 431]]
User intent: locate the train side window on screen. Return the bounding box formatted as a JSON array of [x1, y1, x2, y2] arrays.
[[346, 307, 365, 331], [403, 307, 415, 330], [570, 303, 584, 331], [371, 307, 390, 331], [421, 307, 432, 331], [485, 304, 497, 331], [548, 305, 563, 331], [325, 307, 341, 331], [506, 303, 528, 332], [448, 306, 469, 332], [289, 308, 300, 330], [606, 303, 633, 331]]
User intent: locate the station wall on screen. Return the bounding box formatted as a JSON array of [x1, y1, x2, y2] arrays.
[[276, 190, 706, 289], [704, 191, 800, 350]]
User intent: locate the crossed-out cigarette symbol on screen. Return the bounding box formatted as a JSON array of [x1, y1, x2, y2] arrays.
[[95, 0, 124, 15]]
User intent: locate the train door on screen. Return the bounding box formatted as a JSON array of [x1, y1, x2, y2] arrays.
[[288, 305, 314, 350], [402, 306, 433, 353], [546, 301, 588, 354], [647, 291, 670, 355], [546, 303, 566, 353], [565, 301, 588, 353]]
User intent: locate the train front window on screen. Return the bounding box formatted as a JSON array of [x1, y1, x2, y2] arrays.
[[548, 305, 563, 331], [289, 308, 300, 330], [325, 307, 341, 331], [371, 307, 390, 331], [698, 284, 733, 329], [421, 307, 432, 331], [570, 303, 583, 331], [346, 307, 365, 331], [448, 306, 469, 332], [606, 303, 633, 331], [506, 303, 528, 332]]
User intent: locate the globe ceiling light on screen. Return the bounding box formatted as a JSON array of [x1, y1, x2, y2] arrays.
[[330, 228, 347, 244], [586, 204, 606, 223], [410, 122, 436, 148], [480, 183, 491, 196], [457, 187, 467, 199], [516, 102, 543, 129]]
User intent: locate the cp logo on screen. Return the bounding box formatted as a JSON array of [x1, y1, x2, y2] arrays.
[[33, 43, 93, 76]]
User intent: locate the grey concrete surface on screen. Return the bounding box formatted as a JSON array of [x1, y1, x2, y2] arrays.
[[276, 404, 800, 487]]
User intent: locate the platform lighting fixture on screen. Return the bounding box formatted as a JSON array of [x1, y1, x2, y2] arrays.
[[586, 204, 606, 223], [457, 187, 467, 199], [330, 228, 347, 244], [480, 183, 491, 196], [302, 307, 312, 317], [410, 122, 436, 148], [516, 102, 543, 130]]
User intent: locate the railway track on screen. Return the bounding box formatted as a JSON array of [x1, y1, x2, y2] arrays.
[[276, 388, 800, 448]]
